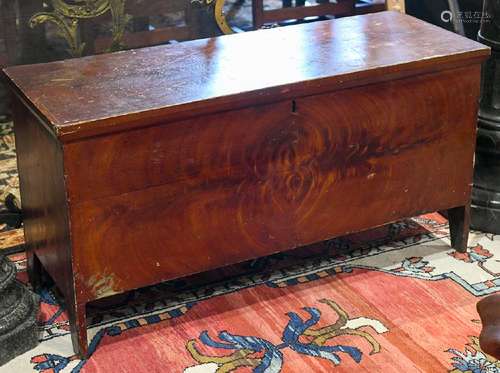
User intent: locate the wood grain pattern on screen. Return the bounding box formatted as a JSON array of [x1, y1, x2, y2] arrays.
[[3, 12, 488, 358], [62, 65, 479, 205], [3, 12, 489, 141], [66, 65, 480, 303]]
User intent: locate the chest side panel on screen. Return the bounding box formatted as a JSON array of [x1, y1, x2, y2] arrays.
[[65, 65, 480, 301], [11, 96, 74, 301]]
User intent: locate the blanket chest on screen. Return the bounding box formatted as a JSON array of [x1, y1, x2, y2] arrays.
[[2, 11, 490, 357]]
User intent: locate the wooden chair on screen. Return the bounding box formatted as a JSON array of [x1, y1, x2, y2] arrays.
[[0, 0, 46, 118], [251, 0, 388, 29], [83, 0, 197, 55], [0, 0, 17, 67]]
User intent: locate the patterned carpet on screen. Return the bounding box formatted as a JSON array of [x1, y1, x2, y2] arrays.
[[0, 121, 23, 249], [0, 123, 499, 372]]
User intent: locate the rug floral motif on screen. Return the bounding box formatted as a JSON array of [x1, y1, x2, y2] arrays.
[[0, 213, 498, 373], [0, 122, 20, 233], [0, 121, 23, 250]]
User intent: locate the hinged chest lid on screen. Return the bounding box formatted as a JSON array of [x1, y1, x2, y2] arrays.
[[2, 11, 490, 142]]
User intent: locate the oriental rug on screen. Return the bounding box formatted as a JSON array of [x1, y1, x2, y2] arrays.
[[0, 121, 23, 249], [0, 121, 499, 372], [0, 214, 499, 373]]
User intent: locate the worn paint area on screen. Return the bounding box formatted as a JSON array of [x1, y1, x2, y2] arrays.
[[86, 271, 122, 299]]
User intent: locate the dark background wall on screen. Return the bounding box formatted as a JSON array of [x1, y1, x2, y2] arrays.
[[0, 0, 487, 118], [406, 0, 483, 39]]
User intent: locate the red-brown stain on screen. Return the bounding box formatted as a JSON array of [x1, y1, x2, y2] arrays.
[[3, 11, 489, 357]]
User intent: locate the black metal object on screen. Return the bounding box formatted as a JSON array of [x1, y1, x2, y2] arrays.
[[0, 254, 40, 366], [406, 0, 483, 39], [0, 194, 22, 229], [0, 85, 10, 122], [471, 0, 500, 233]]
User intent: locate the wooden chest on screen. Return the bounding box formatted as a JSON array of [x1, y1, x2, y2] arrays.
[[2, 11, 490, 357]]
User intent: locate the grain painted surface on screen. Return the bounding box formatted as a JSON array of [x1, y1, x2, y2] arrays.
[[2, 11, 489, 140], [67, 65, 481, 300], [3, 11, 488, 357]]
